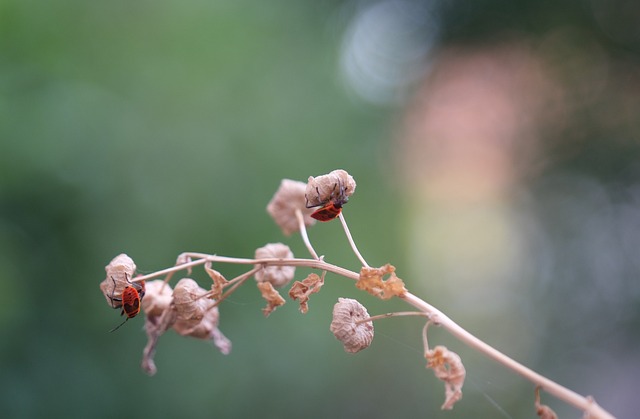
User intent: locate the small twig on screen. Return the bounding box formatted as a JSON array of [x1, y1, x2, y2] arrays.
[[132, 258, 209, 283], [355, 311, 428, 325], [338, 212, 369, 268], [206, 266, 262, 310], [296, 209, 320, 260]]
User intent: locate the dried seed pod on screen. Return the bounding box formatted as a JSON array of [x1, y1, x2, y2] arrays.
[[254, 243, 295, 288], [330, 298, 374, 353], [172, 278, 206, 323], [267, 179, 316, 235], [305, 169, 356, 208], [100, 253, 137, 307], [140, 280, 173, 317]]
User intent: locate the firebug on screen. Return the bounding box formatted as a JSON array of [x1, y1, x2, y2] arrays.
[[307, 180, 349, 222], [108, 273, 145, 332]]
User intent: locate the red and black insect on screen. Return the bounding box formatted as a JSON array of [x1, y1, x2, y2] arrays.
[[306, 180, 349, 222], [108, 273, 145, 332]]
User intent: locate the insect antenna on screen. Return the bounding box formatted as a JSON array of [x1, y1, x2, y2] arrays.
[[109, 317, 129, 333]]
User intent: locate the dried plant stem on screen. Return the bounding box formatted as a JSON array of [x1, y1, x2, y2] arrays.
[[134, 258, 209, 283], [338, 213, 369, 268], [207, 266, 262, 309], [356, 311, 428, 324], [136, 253, 613, 419], [295, 209, 320, 260]]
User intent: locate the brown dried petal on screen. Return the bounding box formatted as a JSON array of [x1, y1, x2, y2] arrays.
[[100, 253, 137, 307], [267, 179, 316, 235], [257, 281, 286, 317], [205, 261, 227, 301], [288, 273, 324, 314], [141, 280, 173, 317], [254, 243, 295, 288], [425, 345, 466, 410], [305, 169, 356, 207], [356, 264, 407, 300], [329, 298, 374, 353]]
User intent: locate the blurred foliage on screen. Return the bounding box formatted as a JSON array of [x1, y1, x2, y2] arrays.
[[1, 0, 639, 418]]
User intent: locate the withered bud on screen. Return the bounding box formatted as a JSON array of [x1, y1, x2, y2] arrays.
[[288, 273, 324, 314], [141, 280, 173, 317], [267, 179, 316, 235], [254, 243, 295, 288], [425, 345, 466, 410], [305, 169, 356, 207], [356, 264, 407, 300], [100, 253, 137, 307], [205, 261, 227, 301], [330, 298, 374, 353]]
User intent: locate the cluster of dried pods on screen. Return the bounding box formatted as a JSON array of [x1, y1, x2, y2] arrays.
[[99, 169, 580, 417]]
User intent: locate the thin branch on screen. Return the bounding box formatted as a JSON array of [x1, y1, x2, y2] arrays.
[[338, 212, 369, 268], [295, 209, 320, 260], [356, 311, 429, 325], [133, 258, 209, 283], [206, 266, 262, 310]]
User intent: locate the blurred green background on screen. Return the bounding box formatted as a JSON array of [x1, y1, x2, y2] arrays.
[[1, 0, 639, 418]]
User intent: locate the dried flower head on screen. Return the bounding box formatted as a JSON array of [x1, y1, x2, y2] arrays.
[[425, 345, 466, 410], [356, 264, 407, 300], [141, 278, 231, 376], [289, 273, 324, 314], [267, 179, 316, 235], [100, 253, 137, 307], [141, 280, 173, 317], [330, 298, 374, 353], [254, 243, 295, 288], [305, 169, 356, 208], [172, 280, 231, 353], [257, 281, 286, 317], [172, 278, 207, 325]]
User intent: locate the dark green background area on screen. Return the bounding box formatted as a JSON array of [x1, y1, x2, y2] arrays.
[[1, 1, 638, 418]]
